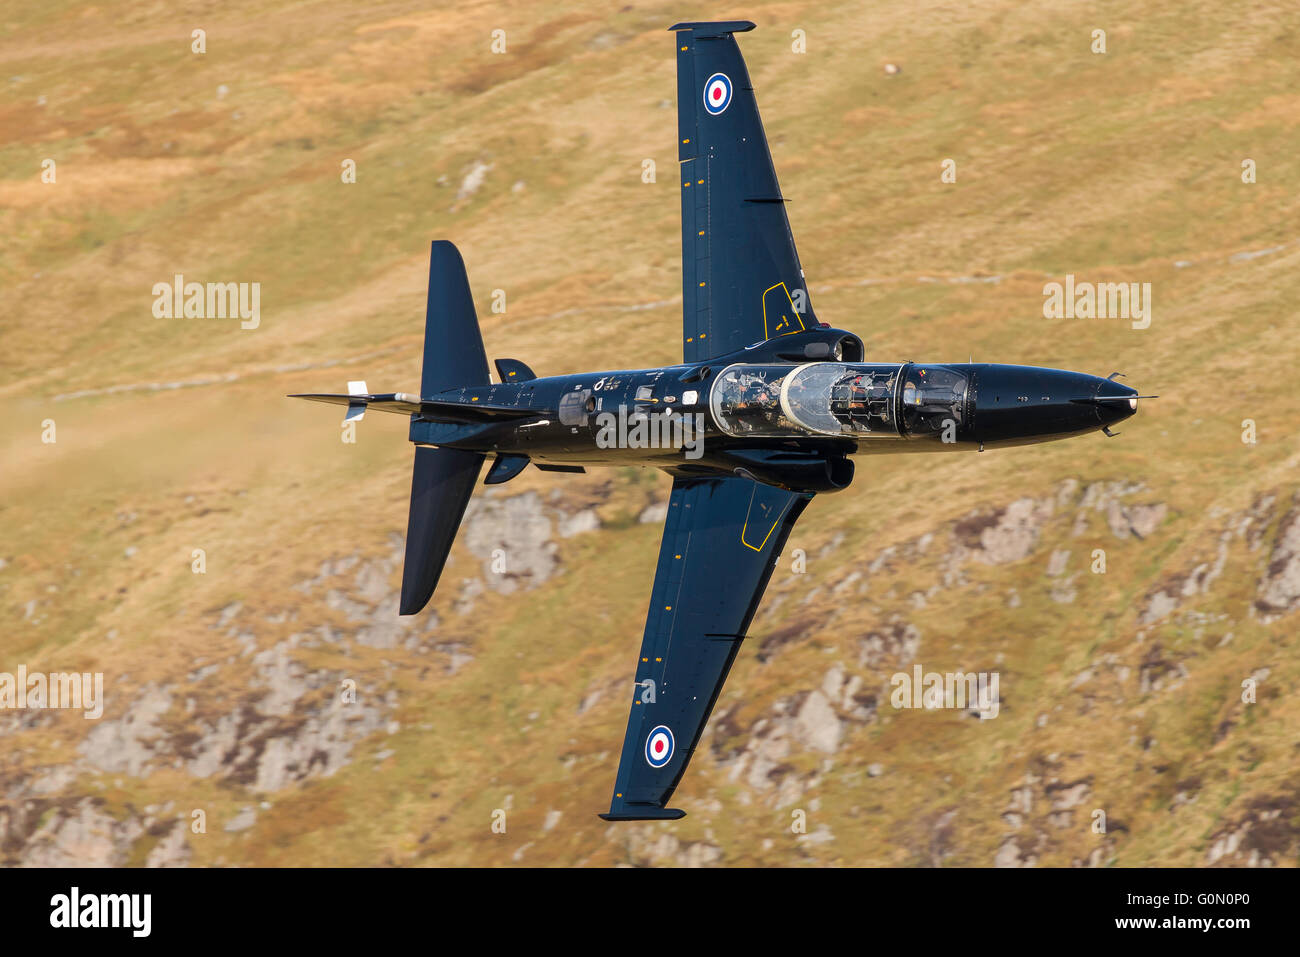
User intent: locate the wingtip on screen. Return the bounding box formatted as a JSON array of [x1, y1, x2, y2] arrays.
[[399, 587, 433, 617], [668, 20, 756, 35], [598, 807, 687, 822]]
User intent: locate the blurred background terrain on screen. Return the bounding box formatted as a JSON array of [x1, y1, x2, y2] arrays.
[[1, 0, 1298, 866]]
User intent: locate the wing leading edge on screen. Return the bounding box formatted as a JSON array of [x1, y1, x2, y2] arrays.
[[672, 21, 818, 364], [600, 475, 811, 821]]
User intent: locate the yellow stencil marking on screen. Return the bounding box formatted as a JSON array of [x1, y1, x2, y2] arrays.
[[741, 486, 782, 551], [761, 281, 808, 340]]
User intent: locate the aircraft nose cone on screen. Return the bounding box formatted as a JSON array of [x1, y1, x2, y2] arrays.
[[970, 364, 1142, 445], [1092, 375, 1140, 429]]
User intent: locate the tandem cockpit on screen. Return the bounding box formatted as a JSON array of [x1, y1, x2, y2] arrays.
[[709, 362, 970, 439]]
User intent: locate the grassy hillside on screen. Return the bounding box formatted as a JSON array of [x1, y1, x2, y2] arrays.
[[2, 0, 1299, 866]]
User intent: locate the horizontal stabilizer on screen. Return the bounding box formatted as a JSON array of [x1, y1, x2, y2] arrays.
[[400, 446, 484, 615]]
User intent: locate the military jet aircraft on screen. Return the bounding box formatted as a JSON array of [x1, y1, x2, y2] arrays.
[[291, 20, 1150, 821]]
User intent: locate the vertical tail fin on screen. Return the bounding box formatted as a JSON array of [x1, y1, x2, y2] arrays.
[[398, 241, 489, 615], [422, 240, 490, 395]]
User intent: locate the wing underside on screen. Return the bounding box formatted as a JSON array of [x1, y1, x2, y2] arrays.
[[601, 475, 811, 820], [673, 20, 818, 363]]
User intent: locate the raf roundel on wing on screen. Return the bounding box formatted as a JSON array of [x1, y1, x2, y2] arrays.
[[645, 725, 675, 767], [703, 72, 732, 115]]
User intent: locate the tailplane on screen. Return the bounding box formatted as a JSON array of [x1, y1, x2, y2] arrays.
[[288, 241, 506, 615], [399, 445, 483, 614], [399, 241, 491, 615]]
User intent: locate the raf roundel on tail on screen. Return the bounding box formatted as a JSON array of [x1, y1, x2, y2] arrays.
[[703, 72, 732, 114]]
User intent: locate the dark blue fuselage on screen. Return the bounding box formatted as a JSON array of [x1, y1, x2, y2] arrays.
[[411, 329, 1139, 490]]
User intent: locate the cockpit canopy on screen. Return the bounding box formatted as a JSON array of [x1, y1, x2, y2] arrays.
[[710, 363, 901, 437], [899, 364, 968, 437], [710, 362, 969, 439]]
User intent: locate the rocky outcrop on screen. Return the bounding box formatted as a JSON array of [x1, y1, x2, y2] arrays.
[[616, 828, 723, 867], [1207, 785, 1300, 867], [79, 629, 395, 795], [953, 496, 1056, 566], [461, 491, 558, 595], [1140, 490, 1293, 626], [12, 799, 142, 868], [996, 759, 1106, 868], [78, 685, 174, 777], [1256, 499, 1300, 622], [709, 663, 880, 809]]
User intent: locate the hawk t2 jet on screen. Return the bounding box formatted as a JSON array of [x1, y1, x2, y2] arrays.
[[291, 20, 1150, 821]]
